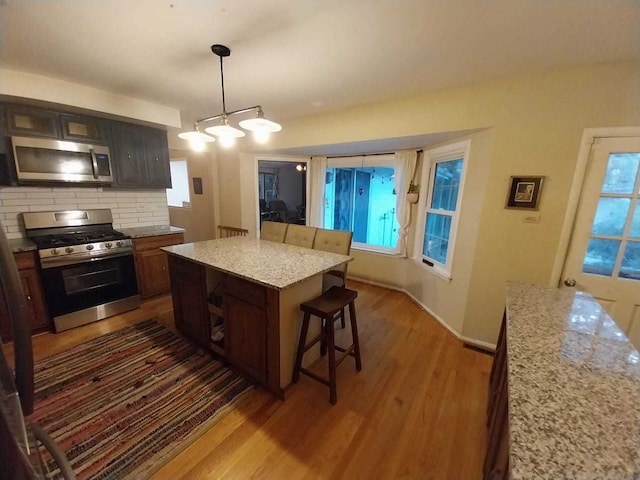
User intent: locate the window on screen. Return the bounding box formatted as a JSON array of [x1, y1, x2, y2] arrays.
[[323, 154, 399, 251], [582, 152, 640, 279], [415, 140, 470, 278], [166, 160, 190, 207]]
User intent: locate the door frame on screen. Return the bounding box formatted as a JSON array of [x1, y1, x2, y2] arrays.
[[550, 127, 640, 287], [253, 155, 311, 236]]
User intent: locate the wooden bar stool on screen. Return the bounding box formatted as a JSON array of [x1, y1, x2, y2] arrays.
[[292, 286, 362, 405]]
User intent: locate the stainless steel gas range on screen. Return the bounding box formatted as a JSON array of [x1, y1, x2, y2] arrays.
[[22, 209, 140, 332]]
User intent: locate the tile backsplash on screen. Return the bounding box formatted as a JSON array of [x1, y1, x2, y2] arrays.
[[0, 186, 170, 239]]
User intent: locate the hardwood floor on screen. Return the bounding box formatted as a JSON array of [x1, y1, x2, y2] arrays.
[[11, 280, 493, 479]]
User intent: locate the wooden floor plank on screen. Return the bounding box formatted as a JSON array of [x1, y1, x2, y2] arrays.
[[11, 280, 493, 480]]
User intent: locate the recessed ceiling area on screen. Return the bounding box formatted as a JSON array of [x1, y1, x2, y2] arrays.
[[261, 129, 484, 157], [1, 0, 637, 130]]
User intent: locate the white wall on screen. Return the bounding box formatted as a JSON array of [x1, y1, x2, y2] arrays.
[[223, 62, 640, 347]]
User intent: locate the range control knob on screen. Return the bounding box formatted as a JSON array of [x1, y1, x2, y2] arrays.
[[105, 242, 113, 249], [51, 248, 59, 255], [65, 247, 74, 254], [86, 244, 94, 251], [116, 241, 123, 247]]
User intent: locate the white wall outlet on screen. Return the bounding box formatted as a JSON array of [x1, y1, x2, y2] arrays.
[[523, 214, 541, 224]]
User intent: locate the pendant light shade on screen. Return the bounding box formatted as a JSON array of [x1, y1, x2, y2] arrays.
[[178, 44, 282, 149], [177, 131, 216, 142]]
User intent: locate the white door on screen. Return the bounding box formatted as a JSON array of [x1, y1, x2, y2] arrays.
[[562, 137, 640, 346]]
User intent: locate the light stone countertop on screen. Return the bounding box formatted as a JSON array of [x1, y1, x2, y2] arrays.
[[9, 237, 37, 253], [119, 225, 185, 239], [506, 282, 640, 480], [162, 237, 353, 290]]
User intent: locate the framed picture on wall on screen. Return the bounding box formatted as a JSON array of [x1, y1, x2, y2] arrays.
[[505, 176, 544, 210]]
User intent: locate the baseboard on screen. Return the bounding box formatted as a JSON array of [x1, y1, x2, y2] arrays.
[[348, 275, 496, 352]]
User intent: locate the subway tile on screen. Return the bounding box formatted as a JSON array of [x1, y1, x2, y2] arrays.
[[4, 198, 52, 206]]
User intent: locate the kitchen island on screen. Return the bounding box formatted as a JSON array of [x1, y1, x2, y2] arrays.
[[485, 282, 640, 479], [162, 237, 353, 398]]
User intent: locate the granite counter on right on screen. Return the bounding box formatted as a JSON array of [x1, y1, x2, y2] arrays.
[[484, 282, 640, 480]]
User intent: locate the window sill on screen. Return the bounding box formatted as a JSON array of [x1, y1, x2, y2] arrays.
[[412, 258, 452, 282], [351, 244, 398, 256]]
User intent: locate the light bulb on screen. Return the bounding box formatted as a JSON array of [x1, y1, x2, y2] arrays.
[[253, 130, 270, 144], [219, 134, 236, 148], [189, 139, 207, 152]]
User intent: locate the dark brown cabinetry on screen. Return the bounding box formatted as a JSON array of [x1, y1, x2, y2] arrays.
[[59, 113, 108, 143], [5, 105, 59, 138], [483, 312, 509, 480], [111, 122, 171, 188], [168, 255, 210, 348], [167, 254, 281, 393], [133, 233, 184, 298], [0, 102, 171, 189], [223, 276, 268, 383], [0, 251, 51, 343]]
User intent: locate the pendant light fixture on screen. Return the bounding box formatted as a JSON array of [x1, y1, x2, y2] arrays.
[[178, 44, 282, 148]]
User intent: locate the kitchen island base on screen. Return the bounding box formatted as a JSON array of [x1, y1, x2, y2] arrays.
[[168, 254, 323, 398]]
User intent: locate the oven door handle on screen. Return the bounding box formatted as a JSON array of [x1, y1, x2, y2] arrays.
[[40, 250, 133, 269], [90, 148, 99, 180]]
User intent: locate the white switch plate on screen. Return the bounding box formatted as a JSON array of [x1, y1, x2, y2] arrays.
[[523, 214, 541, 223]]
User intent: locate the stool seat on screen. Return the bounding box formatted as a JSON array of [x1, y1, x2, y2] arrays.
[[293, 286, 362, 405], [300, 286, 357, 318]]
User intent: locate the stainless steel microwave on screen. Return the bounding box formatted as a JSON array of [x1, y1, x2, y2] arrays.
[[11, 136, 113, 184]]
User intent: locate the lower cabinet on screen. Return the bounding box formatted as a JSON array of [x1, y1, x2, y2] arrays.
[[483, 312, 510, 480], [0, 251, 51, 343], [223, 276, 268, 383], [168, 255, 210, 348], [167, 254, 277, 390], [133, 233, 184, 298]]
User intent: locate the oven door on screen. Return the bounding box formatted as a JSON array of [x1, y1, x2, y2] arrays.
[[40, 254, 139, 330]]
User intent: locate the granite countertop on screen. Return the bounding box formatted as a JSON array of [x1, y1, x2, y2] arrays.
[[506, 282, 640, 480], [162, 237, 353, 290], [9, 237, 37, 253], [119, 225, 185, 239]]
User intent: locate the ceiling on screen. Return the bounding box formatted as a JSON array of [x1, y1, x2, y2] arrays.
[[1, 0, 638, 133]]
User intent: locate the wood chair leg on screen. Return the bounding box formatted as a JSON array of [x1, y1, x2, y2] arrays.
[[293, 312, 311, 383], [326, 313, 337, 405], [348, 301, 362, 371], [340, 307, 346, 328]]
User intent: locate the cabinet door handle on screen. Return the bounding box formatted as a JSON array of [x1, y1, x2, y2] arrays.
[[26, 295, 31, 301], [128, 152, 132, 160]]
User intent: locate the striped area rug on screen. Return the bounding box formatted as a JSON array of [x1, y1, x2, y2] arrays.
[[30, 319, 253, 480]]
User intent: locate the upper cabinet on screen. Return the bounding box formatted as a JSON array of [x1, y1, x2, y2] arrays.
[[59, 114, 109, 144], [111, 123, 172, 188], [0, 102, 171, 189], [6, 105, 60, 138]]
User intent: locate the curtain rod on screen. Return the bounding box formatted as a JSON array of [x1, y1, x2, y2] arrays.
[[326, 149, 422, 159]]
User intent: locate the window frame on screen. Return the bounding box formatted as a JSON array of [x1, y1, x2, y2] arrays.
[[324, 154, 398, 254], [413, 140, 471, 279]]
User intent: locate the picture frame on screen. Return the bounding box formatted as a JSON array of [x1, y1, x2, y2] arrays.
[[505, 176, 544, 210]]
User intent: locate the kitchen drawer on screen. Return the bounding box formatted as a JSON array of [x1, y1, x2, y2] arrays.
[[223, 275, 266, 308], [133, 233, 184, 251], [14, 251, 37, 270]]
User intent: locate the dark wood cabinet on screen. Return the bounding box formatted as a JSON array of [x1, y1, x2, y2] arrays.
[[168, 255, 210, 348], [0, 102, 171, 189], [111, 122, 147, 186], [483, 312, 509, 480], [223, 277, 268, 383], [142, 127, 172, 188], [59, 113, 108, 143], [0, 251, 51, 343], [111, 123, 171, 188], [5, 105, 59, 138], [133, 233, 184, 298]]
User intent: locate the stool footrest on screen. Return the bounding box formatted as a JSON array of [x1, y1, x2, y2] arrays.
[[300, 368, 330, 387], [302, 333, 323, 353], [335, 345, 355, 367]]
